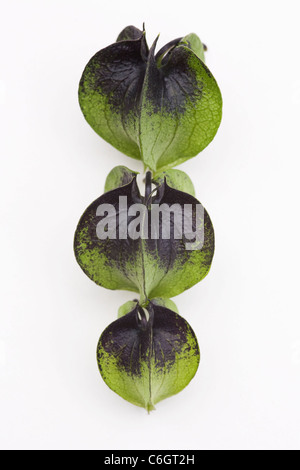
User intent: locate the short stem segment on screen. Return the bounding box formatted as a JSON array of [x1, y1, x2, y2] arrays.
[[145, 171, 152, 205]]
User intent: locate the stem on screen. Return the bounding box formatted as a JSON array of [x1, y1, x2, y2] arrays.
[[137, 171, 152, 308], [145, 171, 152, 205]]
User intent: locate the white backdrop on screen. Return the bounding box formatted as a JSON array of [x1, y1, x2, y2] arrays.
[[1, 0, 300, 450]]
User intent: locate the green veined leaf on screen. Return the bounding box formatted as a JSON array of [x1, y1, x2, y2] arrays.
[[74, 175, 214, 300], [152, 169, 195, 196], [79, 25, 222, 172], [97, 302, 200, 411]]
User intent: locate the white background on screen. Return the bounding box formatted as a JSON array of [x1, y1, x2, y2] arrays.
[[1, 0, 300, 450]]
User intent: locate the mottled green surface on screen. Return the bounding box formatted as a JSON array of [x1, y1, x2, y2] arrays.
[[97, 302, 200, 411]]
